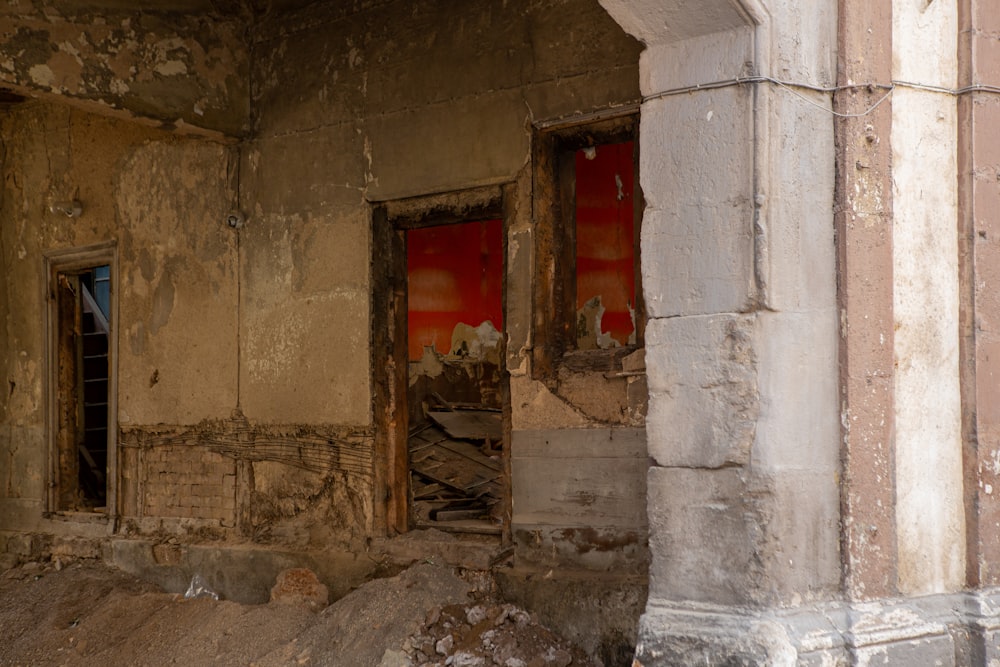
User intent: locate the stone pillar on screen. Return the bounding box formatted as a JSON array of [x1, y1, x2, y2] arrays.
[[601, 0, 843, 663], [891, 0, 965, 601], [959, 0, 1000, 660], [834, 0, 898, 603]]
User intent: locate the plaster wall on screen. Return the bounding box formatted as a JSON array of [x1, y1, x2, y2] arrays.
[[891, 0, 966, 596], [0, 102, 237, 523], [0, 3, 248, 135], [245, 0, 642, 429], [115, 140, 239, 425]]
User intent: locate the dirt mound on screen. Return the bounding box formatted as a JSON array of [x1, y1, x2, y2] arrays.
[[0, 559, 597, 666]]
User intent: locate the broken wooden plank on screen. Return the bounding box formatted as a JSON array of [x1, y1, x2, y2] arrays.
[[432, 507, 487, 522], [410, 435, 452, 455], [408, 422, 434, 438], [430, 392, 454, 411], [433, 439, 502, 472], [419, 461, 497, 496], [414, 519, 502, 536], [411, 468, 471, 496], [413, 487, 448, 501], [428, 410, 503, 441]]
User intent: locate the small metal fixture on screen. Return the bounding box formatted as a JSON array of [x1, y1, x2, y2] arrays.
[[226, 210, 246, 229], [49, 200, 83, 218]]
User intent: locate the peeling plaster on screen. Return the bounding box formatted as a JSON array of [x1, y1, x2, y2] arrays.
[[0, 8, 248, 135], [510, 377, 590, 430]]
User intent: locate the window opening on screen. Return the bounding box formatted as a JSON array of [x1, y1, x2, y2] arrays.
[[574, 141, 637, 349], [532, 114, 643, 379], [54, 264, 112, 512]]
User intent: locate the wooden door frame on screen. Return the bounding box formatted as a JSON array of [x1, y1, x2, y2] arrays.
[[44, 241, 119, 525], [371, 186, 509, 536]]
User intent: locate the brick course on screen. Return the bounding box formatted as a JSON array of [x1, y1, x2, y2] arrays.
[[142, 445, 236, 522]]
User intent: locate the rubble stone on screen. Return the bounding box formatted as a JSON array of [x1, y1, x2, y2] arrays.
[[268, 568, 329, 611]]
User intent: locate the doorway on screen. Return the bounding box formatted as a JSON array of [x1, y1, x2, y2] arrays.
[[46, 245, 116, 515], [406, 219, 505, 533], [372, 189, 510, 537]]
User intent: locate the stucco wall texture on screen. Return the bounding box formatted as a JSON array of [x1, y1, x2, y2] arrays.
[[0, 1, 248, 135], [0, 0, 645, 557]]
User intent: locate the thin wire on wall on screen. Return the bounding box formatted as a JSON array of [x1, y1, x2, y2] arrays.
[[641, 75, 1000, 119]]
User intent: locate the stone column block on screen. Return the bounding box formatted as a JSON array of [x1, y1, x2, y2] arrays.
[[645, 313, 758, 468]]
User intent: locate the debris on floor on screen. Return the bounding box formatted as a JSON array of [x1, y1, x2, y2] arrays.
[[402, 601, 596, 667], [409, 407, 504, 533], [0, 557, 599, 666]]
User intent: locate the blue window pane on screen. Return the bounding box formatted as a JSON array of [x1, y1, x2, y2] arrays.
[[94, 265, 110, 320]]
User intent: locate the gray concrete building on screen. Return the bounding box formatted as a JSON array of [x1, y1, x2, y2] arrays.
[[0, 0, 998, 663]]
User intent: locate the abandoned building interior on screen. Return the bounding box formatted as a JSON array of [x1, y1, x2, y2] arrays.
[[2, 0, 1000, 664]]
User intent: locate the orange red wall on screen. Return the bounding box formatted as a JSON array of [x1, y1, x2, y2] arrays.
[[407, 219, 504, 361]]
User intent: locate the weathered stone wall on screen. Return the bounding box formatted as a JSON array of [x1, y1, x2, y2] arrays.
[[597, 0, 843, 662]]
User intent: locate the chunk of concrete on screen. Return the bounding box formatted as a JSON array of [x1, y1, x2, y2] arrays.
[[269, 567, 329, 611]]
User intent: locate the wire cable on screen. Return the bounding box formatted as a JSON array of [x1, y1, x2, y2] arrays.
[[641, 74, 1000, 118]]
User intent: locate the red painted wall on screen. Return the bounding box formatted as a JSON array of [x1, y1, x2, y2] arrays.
[[575, 140, 636, 346], [407, 219, 503, 361]]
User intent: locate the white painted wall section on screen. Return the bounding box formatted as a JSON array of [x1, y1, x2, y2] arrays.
[[891, 0, 965, 596]]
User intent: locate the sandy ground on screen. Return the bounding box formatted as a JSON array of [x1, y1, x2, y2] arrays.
[[0, 558, 599, 667]]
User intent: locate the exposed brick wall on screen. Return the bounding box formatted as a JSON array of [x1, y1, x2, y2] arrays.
[[117, 422, 375, 542], [142, 446, 236, 523]]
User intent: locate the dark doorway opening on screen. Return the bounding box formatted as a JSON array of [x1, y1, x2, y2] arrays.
[[53, 263, 112, 512]]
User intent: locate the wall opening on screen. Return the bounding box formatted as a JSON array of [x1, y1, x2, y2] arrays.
[[406, 219, 505, 533], [574, 140, 638, 350], [46, 244, 117, 516], [372, 188, 510, 537], [532, 113, 643, 381]]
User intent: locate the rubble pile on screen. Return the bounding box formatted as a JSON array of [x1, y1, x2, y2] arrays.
[[0, 557, 602, 667], [402, 601, 595, 667]]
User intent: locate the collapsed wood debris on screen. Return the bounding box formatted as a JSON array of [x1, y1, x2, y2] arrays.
[[409, 401, 503, 533]]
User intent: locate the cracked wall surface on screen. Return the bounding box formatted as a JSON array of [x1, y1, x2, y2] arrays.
[[0, 96, 376, 547], [0, 1, 647, 570], [0, 1, 248, 135]]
